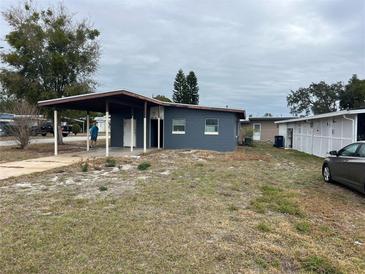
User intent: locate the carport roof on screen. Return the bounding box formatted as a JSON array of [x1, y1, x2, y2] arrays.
[[38, 89, 246, 118]]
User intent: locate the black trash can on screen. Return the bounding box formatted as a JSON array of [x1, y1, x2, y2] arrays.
[[274, 135, 284, 148]]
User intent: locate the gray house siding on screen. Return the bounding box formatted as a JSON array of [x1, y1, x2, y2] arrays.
[[110, 108, 149, 148], [164, 107, 239, 151]]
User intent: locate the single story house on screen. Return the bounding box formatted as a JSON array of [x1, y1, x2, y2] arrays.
[[38, 90, 245, 156], [240, 117, 293, 143], [275, 109, 365, 157]]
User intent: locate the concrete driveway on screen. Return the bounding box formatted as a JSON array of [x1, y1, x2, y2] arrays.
[[0, 155, 83, 180], [0, 147, 148, 181], [0, 135, 106, 147]]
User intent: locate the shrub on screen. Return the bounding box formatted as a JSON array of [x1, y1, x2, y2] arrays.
[[99, 186, 108, 191], [105, 157, 116, 167], [138, 162, 151, 171], [72, 124, 81, 135], [80, 161, 88, 172], [245, 128, 254, 138], [6, 101, 39, 149]]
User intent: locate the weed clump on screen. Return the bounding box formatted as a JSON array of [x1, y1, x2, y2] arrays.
[[302, 255, 342, 274], [295, 221, 311, 233], [257, 222, 271, 232], [99, 186, 108, 191], [80, 161, 89, 172], [138, 162, 151, 171], [105, 157, 116, 167], [228, 204, 238, 211]]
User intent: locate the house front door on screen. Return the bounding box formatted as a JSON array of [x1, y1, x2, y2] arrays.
[[123, 119, 136, 147], [253, 123, 261, 141]]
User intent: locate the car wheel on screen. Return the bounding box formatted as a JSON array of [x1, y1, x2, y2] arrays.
[[323, 164, 332, 183]]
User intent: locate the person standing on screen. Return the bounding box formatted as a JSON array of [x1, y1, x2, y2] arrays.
[[90, 122, 99, 148]]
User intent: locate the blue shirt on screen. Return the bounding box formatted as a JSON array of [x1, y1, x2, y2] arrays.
[[90, 125, 99, 139]]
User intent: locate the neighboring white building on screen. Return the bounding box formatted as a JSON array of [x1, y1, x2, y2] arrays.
[[276, 109, 365, 157]]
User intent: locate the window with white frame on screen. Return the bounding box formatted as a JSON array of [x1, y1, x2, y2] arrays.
[[172, 119, 186, 134], [205, 118, 219, 135]]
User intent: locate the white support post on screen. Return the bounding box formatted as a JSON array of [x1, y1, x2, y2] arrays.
[[86, 113, 90, 151], [131, 109, 134, 152], [157, 106, 161, 150], [105, 102, 109, 157], [54, 110, 58, 156], [143, 102, 147, 153]]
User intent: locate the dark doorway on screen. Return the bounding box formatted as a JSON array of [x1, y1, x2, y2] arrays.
[[357, 114, 365, 141], [151, 119, 163, 147], [287, 128, 293, 148]]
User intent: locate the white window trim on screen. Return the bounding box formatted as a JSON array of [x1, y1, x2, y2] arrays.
[[172, 131, 185, 135], [172, 119, 186, 135], [205, 131, 219, 135], [204, 118, 219, 135]]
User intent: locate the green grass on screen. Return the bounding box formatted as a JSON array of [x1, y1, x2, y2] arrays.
[[251, 185, 303, 216], [137, 161, 151, 171], [295, 221, 311, 233], [302, 255, 343, 274], [257, 222, 272, 233]]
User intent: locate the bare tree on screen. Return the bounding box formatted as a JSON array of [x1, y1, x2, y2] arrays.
[[7, 101, 39, 149]]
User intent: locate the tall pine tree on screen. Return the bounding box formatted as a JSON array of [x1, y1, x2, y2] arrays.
[[172, 69, 199, 104], [172, 69, 188, 103], [186, 71, 199, 105]]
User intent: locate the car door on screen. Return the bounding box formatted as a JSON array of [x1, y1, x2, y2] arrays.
[[349, 144, 365, 191], [330, 143, 360, 182]]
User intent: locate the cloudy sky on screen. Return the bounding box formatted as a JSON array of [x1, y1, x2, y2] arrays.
[[0, 0, 364, 116]]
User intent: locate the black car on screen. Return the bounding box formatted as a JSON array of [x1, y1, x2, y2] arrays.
[[322, 142, 365, 194], [40, 122, 72, 137]]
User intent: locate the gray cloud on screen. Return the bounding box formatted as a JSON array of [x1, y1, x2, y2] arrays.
[[0, 0, 364, 116]]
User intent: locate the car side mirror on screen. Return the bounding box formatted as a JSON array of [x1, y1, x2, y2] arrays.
[[329, 150, 338, 156]]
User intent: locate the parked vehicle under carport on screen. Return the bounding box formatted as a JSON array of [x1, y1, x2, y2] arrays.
[[322, 142, 365, 194]]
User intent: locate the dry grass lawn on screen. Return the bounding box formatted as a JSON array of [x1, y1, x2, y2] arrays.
[[0, 144, 364, 273]]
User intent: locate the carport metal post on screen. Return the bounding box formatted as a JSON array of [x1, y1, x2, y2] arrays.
[[131, 108, 134, 152], [105, 101, 109, 157], [86, 112, 90, 151], [143, 102, 147, 153], [157, 106, 161, 149], [54, 109, 58, 156]]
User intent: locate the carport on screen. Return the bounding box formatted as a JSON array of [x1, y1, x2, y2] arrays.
[[38, 90, 164, 157]]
